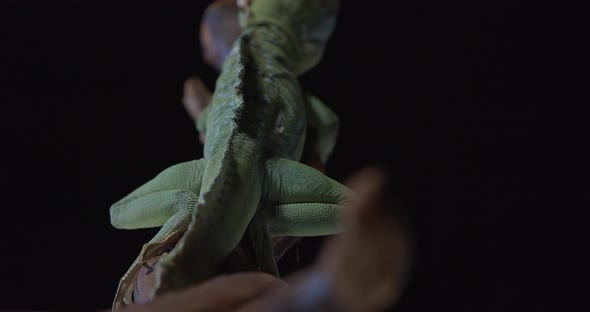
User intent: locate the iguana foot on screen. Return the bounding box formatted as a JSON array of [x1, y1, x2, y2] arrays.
[[200, 0, 241, 71], [182, 77, 211, 122], [182, 77, 211, 143], [134, 245, 176, 304]]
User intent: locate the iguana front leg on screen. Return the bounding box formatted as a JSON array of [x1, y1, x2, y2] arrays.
[[304, 93, 340, 165]]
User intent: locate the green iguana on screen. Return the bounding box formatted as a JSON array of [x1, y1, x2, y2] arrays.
[[109, 0, 350, 309]]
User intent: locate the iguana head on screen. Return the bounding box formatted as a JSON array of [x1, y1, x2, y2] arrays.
[[238, 0, 340, 75]]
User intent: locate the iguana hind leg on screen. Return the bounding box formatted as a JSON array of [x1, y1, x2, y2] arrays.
[[243, 157, 350, 278], [263, 157, 352, 237], [110, 159, 206, 229], [111, 159, 207, 308]]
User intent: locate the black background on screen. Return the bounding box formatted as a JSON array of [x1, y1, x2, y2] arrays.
[[1, 1, 549, 311]]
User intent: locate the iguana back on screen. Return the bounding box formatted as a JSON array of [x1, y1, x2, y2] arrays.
[[109, 0, 350, 309]]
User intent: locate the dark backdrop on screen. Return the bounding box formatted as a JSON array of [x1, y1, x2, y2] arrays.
[[1, 1, 547, 311]]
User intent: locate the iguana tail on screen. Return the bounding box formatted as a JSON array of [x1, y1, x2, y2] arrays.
[[154, 39, 264, 295]]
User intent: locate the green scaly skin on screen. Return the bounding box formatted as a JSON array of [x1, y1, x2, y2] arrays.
[[109, 0, 348, 309]]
